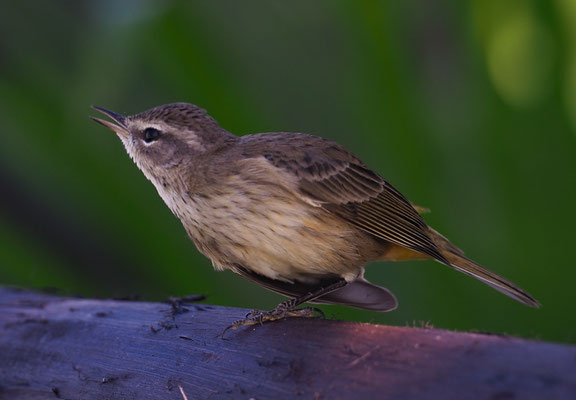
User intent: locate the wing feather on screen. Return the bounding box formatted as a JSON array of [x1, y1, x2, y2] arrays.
[[244, 134, 446, 262]]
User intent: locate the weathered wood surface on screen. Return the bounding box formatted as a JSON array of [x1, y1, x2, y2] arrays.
[[0, 287, 574, 400]]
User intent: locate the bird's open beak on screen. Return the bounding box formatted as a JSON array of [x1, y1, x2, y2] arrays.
[[89, 106, 129, 138]]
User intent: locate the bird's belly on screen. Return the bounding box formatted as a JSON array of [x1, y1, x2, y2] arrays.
[[169, 186, 369, 283]]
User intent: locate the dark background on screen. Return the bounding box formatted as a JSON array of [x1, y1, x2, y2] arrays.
[[0, 1, 574, 343]]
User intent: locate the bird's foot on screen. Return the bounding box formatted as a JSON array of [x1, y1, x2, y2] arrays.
[[222, 302, 324, 337]]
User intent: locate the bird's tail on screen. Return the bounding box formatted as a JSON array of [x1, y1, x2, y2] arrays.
[[428, 228, 540, 308]]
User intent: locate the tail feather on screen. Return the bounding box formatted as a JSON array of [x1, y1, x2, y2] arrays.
[[439, 249, 539, 308], [427, 228, 540, 308]]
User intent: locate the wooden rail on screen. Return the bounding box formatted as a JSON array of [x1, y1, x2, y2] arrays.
[[0, 287, 573, 399]]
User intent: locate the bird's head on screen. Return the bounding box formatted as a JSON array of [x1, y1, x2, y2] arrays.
[[90, 102, 235, 181]]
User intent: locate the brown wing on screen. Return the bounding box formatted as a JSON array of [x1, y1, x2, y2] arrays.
[[249, 133, 448, 263]]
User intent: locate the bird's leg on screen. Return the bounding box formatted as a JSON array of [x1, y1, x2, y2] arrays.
[[223, 279, 347, 335]]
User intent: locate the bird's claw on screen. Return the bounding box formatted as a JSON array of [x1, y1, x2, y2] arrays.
[[221, 306, 324, 338]]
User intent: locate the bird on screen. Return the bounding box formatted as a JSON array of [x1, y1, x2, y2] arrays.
[[90, 102, 539, 329]]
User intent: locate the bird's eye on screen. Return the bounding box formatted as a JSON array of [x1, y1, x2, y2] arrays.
[[143, 128, 161, 143]]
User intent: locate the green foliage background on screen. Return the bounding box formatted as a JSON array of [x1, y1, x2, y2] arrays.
[[0, 1, 574, 342]]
